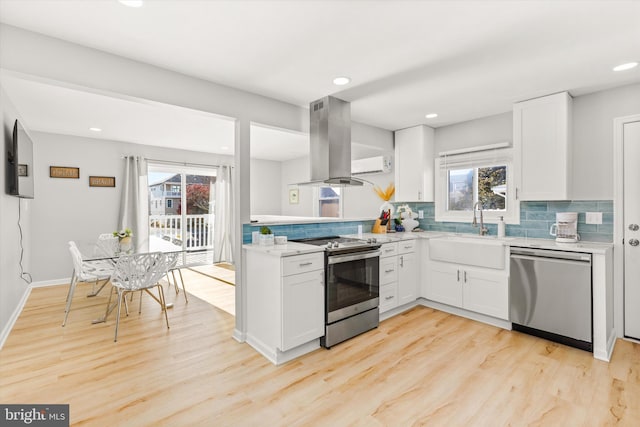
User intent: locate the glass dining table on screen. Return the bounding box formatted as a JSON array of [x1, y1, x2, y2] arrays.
[[74, 240, 195, 324]]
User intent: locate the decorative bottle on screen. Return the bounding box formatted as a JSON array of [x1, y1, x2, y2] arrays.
[[497, 216, 506, 238]]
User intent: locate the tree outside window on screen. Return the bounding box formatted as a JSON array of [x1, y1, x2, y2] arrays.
[[447, 165, 507, 212]]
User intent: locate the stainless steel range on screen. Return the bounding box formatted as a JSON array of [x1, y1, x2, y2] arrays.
[[293, 236, 381, 348]]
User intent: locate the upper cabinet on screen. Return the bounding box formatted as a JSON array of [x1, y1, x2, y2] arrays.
[[394, 125, 435, 202], [513, 91, 573, 201]]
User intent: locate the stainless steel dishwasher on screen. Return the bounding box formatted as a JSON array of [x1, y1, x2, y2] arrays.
[[510, 247, 592, 352]]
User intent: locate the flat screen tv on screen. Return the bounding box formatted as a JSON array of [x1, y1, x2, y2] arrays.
[[6, 119, 35, 198]]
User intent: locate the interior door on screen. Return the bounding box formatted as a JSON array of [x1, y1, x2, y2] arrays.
[[624, 120, 640, 340]]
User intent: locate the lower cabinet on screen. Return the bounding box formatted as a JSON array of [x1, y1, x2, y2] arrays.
[[282, 269, 325, 351], [379, 239, 418, 314], [245, 250, 325, 360], [398, 250, 417, 306], [425, 259, 508, 320]]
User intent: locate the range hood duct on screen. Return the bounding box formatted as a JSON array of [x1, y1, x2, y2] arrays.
[[300, 95, 368, 186]]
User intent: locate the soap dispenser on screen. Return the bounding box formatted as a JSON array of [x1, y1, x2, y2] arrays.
[[497, 216, 506, 238]]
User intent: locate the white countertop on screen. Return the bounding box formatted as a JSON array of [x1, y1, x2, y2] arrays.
[[243, 241, 325, 257], [243, 231, 613, 257]]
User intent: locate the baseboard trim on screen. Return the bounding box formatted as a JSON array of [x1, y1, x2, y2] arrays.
[[30, 278, 69, 288], [0, 286, 31, 351]]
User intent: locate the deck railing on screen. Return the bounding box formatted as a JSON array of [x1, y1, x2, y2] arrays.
[[149, 214, 214, 250]]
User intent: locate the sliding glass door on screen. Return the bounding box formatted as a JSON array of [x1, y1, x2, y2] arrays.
[[148, 163, 216, 265]]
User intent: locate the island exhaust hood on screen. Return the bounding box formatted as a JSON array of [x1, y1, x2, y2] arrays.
[[298, 95, 368, 186]]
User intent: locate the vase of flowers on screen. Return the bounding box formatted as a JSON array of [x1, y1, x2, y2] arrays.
[[396, 205, 419, 232], [373, 183, 396, 218], [113, 228, 133, 252]]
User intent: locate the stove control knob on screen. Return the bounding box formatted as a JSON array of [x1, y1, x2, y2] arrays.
[[371, 238, 377, 243]]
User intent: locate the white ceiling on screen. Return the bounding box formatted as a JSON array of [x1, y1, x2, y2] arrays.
[[1, 0, 639, 159]]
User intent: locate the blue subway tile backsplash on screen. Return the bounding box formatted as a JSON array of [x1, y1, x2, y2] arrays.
[[392, 200, 613, 243], [242, 200, 613, 244]]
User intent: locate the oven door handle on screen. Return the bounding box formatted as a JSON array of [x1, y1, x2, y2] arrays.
[[327, 250, 381, 265]]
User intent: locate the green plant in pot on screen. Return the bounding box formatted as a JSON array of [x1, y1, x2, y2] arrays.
[[258, 226, 275, 245], [260, 226, 272, 235]]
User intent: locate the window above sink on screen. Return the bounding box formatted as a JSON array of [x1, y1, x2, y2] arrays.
[[435, 146, 519, 224]]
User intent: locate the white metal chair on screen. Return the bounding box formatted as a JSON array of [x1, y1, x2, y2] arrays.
[[63, 241, 114, 326], [106, 252, 170, 342], [165, 252, 188, 303]]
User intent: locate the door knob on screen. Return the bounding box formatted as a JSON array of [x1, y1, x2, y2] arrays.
[[629, 224, 639, 231], [630, 239, 640, 247]]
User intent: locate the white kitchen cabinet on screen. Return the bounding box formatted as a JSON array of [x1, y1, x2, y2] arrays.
[[379, 240, 418, 315], [460, 267, 509, 320], [394, 125, 435, 202], [244, 249, 325, 364], [397, 241, 418, 306], [379, 243, 399, 313], [513, 91, 572, 201], [425, 260, 463, 307], [425, 259, 508, 320]]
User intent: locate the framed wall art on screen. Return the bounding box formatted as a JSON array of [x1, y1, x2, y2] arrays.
[[50, 166, 80, 179], [89, 176, 116, 187]]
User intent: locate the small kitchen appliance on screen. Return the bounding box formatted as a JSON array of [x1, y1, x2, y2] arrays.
[[549, 212, 579, 243]]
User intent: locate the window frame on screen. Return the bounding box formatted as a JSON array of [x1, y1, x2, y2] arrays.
[[314, 186, 343, 218], [435, 148, 519, 225]]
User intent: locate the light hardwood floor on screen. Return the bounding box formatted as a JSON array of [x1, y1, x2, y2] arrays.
[[1, 279, 639, 426]]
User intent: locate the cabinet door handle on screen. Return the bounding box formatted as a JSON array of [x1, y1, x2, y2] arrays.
[[418, 191, 422, 200], [457, 270, 460, 281], [464, 271, 467, 283], [385, 295, 395, 301], [400, 256, 404, 267], [384, 269, 395, 273], [299, 262, 313, 267], [385, 249, 394, 253]]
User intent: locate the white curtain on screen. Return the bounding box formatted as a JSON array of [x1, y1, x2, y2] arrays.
[[213, 165, 234, 263], [118, 156, 149, 252]]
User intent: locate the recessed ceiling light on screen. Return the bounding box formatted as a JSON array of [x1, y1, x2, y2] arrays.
[[425, 113, 438, 119], [89, 127, 102, 132], [119, 0, 144, 7], [333, 76, 351, 86], [613, 62, 638, 72]]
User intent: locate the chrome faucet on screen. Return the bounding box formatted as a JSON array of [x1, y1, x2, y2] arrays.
[[472, 202, 488, 236]]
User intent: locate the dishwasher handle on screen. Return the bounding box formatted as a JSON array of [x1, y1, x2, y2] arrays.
[[510, 248, 591, 263]]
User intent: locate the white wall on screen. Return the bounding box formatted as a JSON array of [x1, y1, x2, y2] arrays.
[[30, 131, 233, 283], [572, 83, 640, 200], [434, 112, 513, 153], [0, 86, 31, 346], [279, 154, 395, 219], [250, 158, 282, 215], [281, 156, 314, 217]]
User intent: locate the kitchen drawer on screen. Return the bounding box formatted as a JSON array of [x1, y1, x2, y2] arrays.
[[282, 253, 324, 276], [379, 282, 398, 313], [380, 242, 398, 258], [398, 239, 416, 254], [380, 257, 398, 285]]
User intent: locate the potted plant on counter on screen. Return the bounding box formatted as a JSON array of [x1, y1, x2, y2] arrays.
[[258, 226, 275, 246]]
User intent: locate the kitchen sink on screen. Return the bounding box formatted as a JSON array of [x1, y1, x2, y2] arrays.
[[428, 235, 508, 269]]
